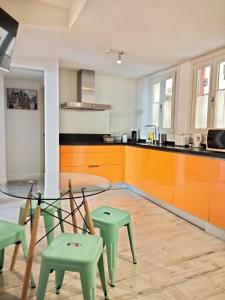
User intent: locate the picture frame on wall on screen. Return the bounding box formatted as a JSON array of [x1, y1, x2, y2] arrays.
[[6, 88, 38, 110]]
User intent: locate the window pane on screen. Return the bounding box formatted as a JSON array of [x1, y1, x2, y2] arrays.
[[214, 90, 225, 128], [165, 78, 173, 96], [152, 103, 160, 126], [196, 66, 211, 96], [153, 82, 160, 103], [163, 101, 172, 128], [218, 61, 225, 90], [163, 78, 173, 128], [195, 95, 208, 129]]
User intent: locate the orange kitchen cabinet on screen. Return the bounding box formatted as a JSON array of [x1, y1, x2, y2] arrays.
[[173, 153, 213, 221], [61, 165, 123, 183], [61, 151, 123, 167], [125, 146, 148, 191], [60, 145, 124, 183], [143, 150, 176, 204], [209, 159, 225, 229]]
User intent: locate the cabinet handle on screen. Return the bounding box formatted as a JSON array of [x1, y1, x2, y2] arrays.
[[88, 165, 99, 168]]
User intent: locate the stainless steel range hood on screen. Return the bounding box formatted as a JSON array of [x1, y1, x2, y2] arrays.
[[61, 69, 112, 111]]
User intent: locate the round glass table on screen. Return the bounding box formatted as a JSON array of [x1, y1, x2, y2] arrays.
[[0, 173, 111, 299], [0, 172, 111, 200]]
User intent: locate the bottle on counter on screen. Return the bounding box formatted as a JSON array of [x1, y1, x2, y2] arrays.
[[122, 133, 128, 143]]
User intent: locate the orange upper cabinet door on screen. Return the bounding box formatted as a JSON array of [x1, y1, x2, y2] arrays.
[[144, 150, 176, 205], [173, 154, 213, 221], [125, 146, 148, 190], [209, 159, 225, 230]]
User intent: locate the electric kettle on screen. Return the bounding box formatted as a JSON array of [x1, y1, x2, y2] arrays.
[[192, 134, 202, 148]]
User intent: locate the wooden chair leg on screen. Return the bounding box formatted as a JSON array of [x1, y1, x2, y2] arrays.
[[10, 197, 31, 271], [21, 198, 41, 300], [82, 191, 95, 235]]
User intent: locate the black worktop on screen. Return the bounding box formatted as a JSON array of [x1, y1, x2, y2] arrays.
[[59, 133, 225, 160]]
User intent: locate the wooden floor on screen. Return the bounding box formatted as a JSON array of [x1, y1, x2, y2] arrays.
[[1, 189, 225, 299]]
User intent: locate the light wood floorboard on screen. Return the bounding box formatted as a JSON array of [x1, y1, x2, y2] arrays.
[[1, 189, 225, 299]]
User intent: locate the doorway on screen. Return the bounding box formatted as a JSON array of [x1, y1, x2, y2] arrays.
[[4, 67, 44, 180]]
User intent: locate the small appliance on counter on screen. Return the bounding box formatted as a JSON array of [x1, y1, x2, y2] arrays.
[[159, 133, 167, 145], [103, 135, 115, 143], [112, 132, 122, 143], [207, 129, 225, 152], [192, 133, 202, 148], [175, 134, 189, 146], [131, 129, 139, 142]]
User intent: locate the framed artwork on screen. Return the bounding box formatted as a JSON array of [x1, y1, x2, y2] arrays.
[[6, 88, 38, 110]]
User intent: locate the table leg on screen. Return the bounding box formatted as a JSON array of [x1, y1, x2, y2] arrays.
[[21, 193, 41, 300]]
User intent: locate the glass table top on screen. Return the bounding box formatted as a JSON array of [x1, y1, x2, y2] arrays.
[[0, 173, 111, 200]]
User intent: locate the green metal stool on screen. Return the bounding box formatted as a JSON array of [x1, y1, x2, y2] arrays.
[[19, 200, 64, 245], [37, 232, 109, 300], [83, 206, 137, 287], [0, 219, 36, 288]]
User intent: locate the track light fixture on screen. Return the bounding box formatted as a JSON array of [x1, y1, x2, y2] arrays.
[[105, 49, 125, 65], [116, 51, 124, 64]]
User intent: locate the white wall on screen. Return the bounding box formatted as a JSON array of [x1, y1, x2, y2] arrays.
[[4, 78, 44, 180], [0, 74, 7, 184], [59, 69, 138, 135]]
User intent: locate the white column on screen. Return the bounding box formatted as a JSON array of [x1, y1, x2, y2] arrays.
[[44, 61, 59, 174], [0, 74, 7, 184]]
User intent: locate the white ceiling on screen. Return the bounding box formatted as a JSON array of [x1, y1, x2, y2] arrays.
[[1, 0, 225, 78], [35, 0, 73, 10], [4, 67, 44, 84]]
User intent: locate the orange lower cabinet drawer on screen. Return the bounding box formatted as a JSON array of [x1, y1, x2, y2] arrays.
[[60, 145, 124, 153], [61, 165, 124, 183], [60, 151, 123, 167]]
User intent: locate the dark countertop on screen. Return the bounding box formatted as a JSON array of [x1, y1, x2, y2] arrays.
[[59, 133, 225, 159]]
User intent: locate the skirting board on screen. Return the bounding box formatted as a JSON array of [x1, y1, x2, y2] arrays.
[[127, 184, 225, 242]]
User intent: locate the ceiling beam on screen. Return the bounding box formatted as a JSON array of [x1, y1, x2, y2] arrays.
[[68, 0, 87, 29]]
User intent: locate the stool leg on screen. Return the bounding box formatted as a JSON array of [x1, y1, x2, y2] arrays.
[[98, 253, 109, 300], [0, 249, 5, 273], [21, 234, 36, 288], [80, 267, 96, 300], [104, 229, 118, 287], [55, 270, 65, 294], [18, 207, 24, 224], [37, 263, 51, 300], [126, 222, 137, 264], [82, 219, 88, 234], [57, 208, 65, 233], [43, 212, 55, 245]]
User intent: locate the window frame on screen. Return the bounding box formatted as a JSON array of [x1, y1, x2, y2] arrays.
[[191, 59, 213, 134], [149, 71, 176, 134]]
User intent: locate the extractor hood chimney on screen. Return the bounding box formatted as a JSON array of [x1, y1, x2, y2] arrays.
[[61, 69, 112, 111]]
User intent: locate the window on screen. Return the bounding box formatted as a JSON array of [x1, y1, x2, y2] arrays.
[[149, 72, 176, 133], [192, 54, 225, 132], [214, 60, 225, 128]]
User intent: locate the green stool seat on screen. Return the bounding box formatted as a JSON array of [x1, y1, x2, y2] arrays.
[[19, 200, 64, 245], [37, 233, 109, 300], [0, 219, 35, 288], [84, 206, 137, 287]]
